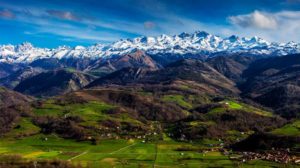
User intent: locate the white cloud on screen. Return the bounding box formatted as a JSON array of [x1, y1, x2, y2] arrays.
[[228, 10, 277, 29], [227, 10, 300, 42], [15, 14, 123, 42]]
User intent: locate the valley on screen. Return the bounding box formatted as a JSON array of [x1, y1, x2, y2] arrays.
[[0, 32, 300, 167], [1, 134, 295, 168]]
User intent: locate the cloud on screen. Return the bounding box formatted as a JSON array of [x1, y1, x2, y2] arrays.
[[226, 10, 300, 42], [1, 0, 300, 44], [0, 1, 211, 41], [21, 17, 122, 42], [0, 9, 15, 19], [39, 27, 121, 42], [228, 10, 278, 29], [144, 21, 156, 29], [46, 10, 81, 21]]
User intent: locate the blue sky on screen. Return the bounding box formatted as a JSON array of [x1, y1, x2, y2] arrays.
[[0, 0, 300, 47]]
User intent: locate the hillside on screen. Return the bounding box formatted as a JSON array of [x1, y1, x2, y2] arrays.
[[0, 62, 21, 79], [240, 54, 300, 118], [0, 66, 45, 89], [14, 69, 96, 97], [88, 59, 239, 96], [0, 87, 33, 107], [87, 50, 161, 76], [207, 55, 256, 82], [0, 87, 33, 135]]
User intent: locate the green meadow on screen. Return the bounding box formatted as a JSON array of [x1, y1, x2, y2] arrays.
[[272, 120, 300, 136], [0, 133, 294, 168], [162, 94, 193, 109], [207, 100, 273, 117]]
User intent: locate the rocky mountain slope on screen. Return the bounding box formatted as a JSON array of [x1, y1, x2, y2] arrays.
[[86, 50, 161, 76], [0, 66, 45, 89], [14, 69, 96, 97], [207, 55, 256, 82]]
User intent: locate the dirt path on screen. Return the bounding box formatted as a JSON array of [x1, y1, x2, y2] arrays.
[[68, 151, 88, 161], [109, 143, 138, 155]]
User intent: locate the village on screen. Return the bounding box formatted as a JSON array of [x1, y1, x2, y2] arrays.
[[229, 150, 300, 164]]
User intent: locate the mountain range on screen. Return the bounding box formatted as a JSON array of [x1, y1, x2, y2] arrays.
[[1, 31, 300, 64]]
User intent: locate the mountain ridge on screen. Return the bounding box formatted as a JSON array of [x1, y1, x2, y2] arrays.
[[1, 31, 300, 63]]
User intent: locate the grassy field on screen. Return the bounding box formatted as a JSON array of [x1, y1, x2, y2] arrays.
[[271, 120, 300, 136], [162, 95, 193, 109], [4, 117, 40, 138], [34, 100, 114, 118], [33, 100, 144, 127], [208, 100, 273, 117], [0, 133, 295, 168]]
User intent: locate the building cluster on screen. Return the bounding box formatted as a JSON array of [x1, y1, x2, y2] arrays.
[[235, 151, 300, 164]]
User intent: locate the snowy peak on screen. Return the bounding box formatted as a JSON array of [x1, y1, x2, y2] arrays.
[[1, 31, 300, 63], [16, 42, 36, 51]]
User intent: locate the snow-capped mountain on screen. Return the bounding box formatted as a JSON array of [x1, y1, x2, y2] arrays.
[[1, 31, 300, 63]]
